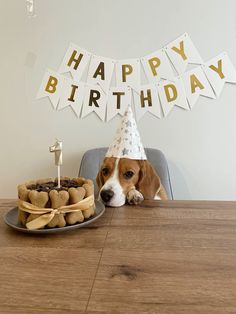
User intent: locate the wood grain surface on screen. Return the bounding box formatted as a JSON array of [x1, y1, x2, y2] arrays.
[[1, 199, 236, 313]]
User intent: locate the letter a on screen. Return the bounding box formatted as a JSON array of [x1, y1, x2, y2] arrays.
[[93, 62, 105, 80], [190, 74, 204, 93]]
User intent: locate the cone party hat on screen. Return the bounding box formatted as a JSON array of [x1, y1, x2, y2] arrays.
[[106, 105, 147, 160]]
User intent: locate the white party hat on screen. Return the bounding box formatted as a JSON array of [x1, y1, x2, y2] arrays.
[[106, 105, 147, 160]]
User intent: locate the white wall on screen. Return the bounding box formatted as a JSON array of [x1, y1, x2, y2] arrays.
[[0, 0, 236, 199]]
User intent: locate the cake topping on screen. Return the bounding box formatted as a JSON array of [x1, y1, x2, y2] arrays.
[[27, 179, 81, 192]]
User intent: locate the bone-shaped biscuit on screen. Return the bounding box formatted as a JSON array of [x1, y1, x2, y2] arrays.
[[84, 179, 93, 185], [83, 204, 95, 219], [72, 177, 86, 186], [49, 190, 69, 209], [66, 211, 84, 225], [47, 190, 69, 228], [18, 185, 42, 226], [66, 187, 86, 225], [18, 185, 30, 202], [82, 183, 94, 197], [28, 190, 49, 208], [81, 182, 94, 219], [47, 214, 66, 228], [68, 187, 86, 204]]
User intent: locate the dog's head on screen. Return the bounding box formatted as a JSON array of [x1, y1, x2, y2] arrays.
[[96, 157, 161, 207]]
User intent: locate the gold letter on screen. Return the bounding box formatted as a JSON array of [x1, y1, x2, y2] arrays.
[[148, 57, 161, 76], [67, 50, 83, 70], [89, 90, 100, 107], [209, 59, 225, 79], [190, 74, 204, 93], [122, 64, 133, 82], [93, 62, 105, 80], [68, 84, 78, 102], [172, 40, 187, 61], [164, 84, 178, 102], [113, 92, 125, 109], [45, 76, 58, 93], [140, 89, 152, 107]]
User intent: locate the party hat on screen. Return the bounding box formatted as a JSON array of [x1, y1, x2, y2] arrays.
[[106, 105, 147, 160]]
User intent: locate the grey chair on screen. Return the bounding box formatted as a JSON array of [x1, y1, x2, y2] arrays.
[[78, 147, 173, 199]]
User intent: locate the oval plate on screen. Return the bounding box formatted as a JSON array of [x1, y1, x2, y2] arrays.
[[4, 200, 105, 234]]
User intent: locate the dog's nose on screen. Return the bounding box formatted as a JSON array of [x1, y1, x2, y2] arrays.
[[100, 189, 114, 203]]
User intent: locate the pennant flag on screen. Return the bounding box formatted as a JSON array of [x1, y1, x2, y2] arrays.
[[87, 55, 115, 93], [141, 48, 174, 83], [107, 86, 132, 122], [57, 78, 85, 117], [182, 66, 216, 109], [116, 59, 141, 88], [133, 85, 161, 121], [165, 33, 203, 75], [202, 52, 236, 98], [37, 34, 236, 121], [36, 69, 64, 109], [81, 85, 107, 121], [158, 77, 189, 117], [58, 43, 91, 81]]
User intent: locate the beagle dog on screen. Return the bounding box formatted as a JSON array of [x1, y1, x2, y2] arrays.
[[96, 157, 168, 207]]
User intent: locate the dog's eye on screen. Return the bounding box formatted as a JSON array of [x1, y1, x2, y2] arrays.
[[124, 171, 134, 179], [102, 167, 109, 176]]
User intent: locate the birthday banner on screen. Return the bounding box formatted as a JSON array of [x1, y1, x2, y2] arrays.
[[37, 33, 236, 121]]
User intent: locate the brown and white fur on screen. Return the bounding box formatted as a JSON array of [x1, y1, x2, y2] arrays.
[[96, 157, 168, 207]]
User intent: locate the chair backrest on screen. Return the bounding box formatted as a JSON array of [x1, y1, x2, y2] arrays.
[[79, 147, 173, 199]]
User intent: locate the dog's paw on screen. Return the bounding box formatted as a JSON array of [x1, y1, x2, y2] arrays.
[[127, 189, 144, 205]]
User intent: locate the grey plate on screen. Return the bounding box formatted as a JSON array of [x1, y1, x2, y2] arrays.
[[4, 200, 105, 234]]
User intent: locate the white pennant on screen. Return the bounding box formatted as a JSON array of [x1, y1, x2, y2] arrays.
[[141, 48, 174, 83], [58, 43, 91, 81], [87, 55, 115, 93], [182, 66, 216, 109], [107, 86, 132, 122], [57, 78, 85, 117], [36, 69, 64, 109], [202, 52, 236, 98], [116, 59, 141, 89], [158, 77, 189, 117], [133, 85, 161, 121], [165, 33, 203, 75], [81, 85, 107, 121]]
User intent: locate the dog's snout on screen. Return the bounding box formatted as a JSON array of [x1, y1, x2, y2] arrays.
[[100, 189, 114, 203]]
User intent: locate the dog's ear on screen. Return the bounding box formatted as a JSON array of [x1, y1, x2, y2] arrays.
[[96, 168, 104, 189], [137, 160, 161, 199]]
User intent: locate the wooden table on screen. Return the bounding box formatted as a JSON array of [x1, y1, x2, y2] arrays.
[[1, 199, 236, 313]]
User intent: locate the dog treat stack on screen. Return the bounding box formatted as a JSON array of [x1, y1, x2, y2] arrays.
[[17, 177, 95, 230]]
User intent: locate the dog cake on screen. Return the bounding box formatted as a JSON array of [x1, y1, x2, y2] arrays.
[[17, 177, 95, 230]]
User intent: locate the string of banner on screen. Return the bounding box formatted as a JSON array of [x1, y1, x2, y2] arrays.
[[37, 33, 236, 121]]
